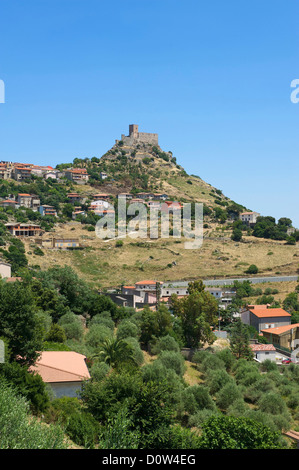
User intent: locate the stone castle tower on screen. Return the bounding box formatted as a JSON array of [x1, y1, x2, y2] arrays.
[[116, 124, 159, 146]]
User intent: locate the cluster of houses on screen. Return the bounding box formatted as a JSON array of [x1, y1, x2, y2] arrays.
[[106, 278, 298, 365], [0, 161, 110, 186], [0, 161, 91, 184], [68, 191, 184, 220], [0, 193, 58, 218], [241, 304, 299, 357], [105, 279, 236, 311], [0, 162, 62, 181]]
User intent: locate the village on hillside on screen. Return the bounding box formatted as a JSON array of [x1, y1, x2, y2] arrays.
[[0, 125, 299, 450]]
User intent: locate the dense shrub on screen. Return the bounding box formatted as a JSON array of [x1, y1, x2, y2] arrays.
[[84, 325, 113, 350], [116, 319, 140, 340], [188, 409, 220, 428], [199, 415, 284, 449], [150, 334, 180, 355], [215, 382, 243, 410], [258, 392, 288, 416], [156, 351, 186, 377], [0, 361, 50, 414], [200, 354, 225, 374], [89, 313, 115, 331], [89, 361, 111, 382], [206, 369, 233, 395], [58, 312, 84, 341], [181, 385, 216, 415], [0, 381, 66, 449]]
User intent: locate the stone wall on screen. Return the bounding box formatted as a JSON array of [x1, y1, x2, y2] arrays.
[[116, 125, 158, 146]]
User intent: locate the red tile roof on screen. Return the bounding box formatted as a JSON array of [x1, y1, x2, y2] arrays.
[[249, 308, 291, 318], [261, 323, 299, 335], [249, 344, 276, 351]]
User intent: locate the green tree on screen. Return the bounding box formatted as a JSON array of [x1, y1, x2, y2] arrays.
[[199, 415, 283, 449], [96, 337, 138, 369], [229, 319, 254, 360], [171, 281, 218, 348], [0, 280, 42, 365], [231, 228, 242, 242]]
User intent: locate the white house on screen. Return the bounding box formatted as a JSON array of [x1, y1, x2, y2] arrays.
[[249, 343, 277, 362], [239, 211, 260, 226]]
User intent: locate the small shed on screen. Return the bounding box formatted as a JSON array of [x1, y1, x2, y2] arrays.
[[249, 343, 277, 362]]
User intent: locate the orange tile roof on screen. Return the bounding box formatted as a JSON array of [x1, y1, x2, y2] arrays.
[[249, 308, 291, 318], [18, 193, 31, 197], [30, 351, 90, 383], [261, 323, 299, 335]]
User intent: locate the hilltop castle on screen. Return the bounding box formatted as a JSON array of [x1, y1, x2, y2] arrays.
[[116, 124, 158, 146]]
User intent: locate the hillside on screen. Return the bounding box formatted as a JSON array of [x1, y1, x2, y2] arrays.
[[1, 125, 298, 290], [63, 136, 245, 210]]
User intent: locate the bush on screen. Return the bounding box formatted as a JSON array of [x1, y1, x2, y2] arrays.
[[58, 312, 84, 341], [45, 323, 67, 343], [157, 351, 186, 377], [258, 392, 288, 415], [189, 409, 220, 429], [206, 369, 233, 395], [0, 361, 50, 414], [116, 320, 140, 340], [200, 354, 225, 374], [181, 385, 216, 415], [89, 313, 115, 331], [259, 359, 278, 373], [226, 398, 249, 417], [61, 321, 84, 341], [44, 396, 100, 448], [33, 247, 44, 256], [125, 337, 144, 366], [215, 349, 235, 372], [84, 325, 113, 350], [90, 362, 111, 382], [199, 415, 283, 449], [245, 264, 259, 274], [66, 411, 100, 448], [215, 382, 243, 410], [0, 381, 66, 449], [287, 393, 299, 410], [150, 335, 180, 355]]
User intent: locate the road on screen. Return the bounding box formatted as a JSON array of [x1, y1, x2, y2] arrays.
[[164, 275, 298, 288]]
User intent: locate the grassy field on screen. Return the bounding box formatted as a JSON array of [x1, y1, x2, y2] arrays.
[[24, 220, 299, 293]]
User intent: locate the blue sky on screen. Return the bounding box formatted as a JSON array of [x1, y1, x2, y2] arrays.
[[0, 0, 298, 226]]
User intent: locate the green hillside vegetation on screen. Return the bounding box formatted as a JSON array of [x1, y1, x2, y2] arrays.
[[1, 272, 299, 448], [0, 139, 298, 287]]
